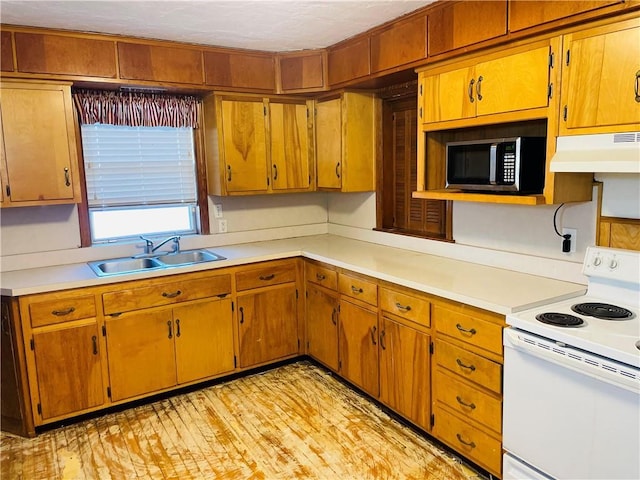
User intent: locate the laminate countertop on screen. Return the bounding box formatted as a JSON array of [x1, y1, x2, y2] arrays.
[[0, 234, 586, 315]]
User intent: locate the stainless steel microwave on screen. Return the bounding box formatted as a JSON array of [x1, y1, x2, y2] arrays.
[[445, 137, 546, 193]]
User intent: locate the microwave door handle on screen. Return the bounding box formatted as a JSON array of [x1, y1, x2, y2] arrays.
[[489, 143, 498, 184]]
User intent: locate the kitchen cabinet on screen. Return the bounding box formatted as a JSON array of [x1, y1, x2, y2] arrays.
[[370, 14, 427, 73], [559, 16, 640, 135], [316, 91, 379, 192], [327, 36, 370, 86], [204, 93, 313, 195], [305, 262, 339, 371], [236, 260, 300, 368], [204, 50, 275, 92], [0, 80, 81, 207], [277, 50, 326, 93], [1, 31, 14, 72], [117, 42, 203, 85]]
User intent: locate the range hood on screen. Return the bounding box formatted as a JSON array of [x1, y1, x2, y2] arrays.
[[550, 132, 640, 173]]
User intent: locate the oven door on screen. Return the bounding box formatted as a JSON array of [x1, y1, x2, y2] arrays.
[[503, 328, 640, 480]]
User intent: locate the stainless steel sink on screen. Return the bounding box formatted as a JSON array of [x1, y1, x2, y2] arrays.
[[88, 249, 226, 276]]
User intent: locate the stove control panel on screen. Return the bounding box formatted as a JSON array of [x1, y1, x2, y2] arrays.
[[583, 246, 640, 284]]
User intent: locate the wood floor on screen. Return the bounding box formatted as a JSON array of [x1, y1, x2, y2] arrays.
[[1, 361, 482, 480]]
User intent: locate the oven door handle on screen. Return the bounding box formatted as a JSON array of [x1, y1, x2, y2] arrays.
[[504, 328, 639, 394]]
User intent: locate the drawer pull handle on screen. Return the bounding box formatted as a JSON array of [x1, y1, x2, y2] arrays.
[[380, 329, 386, 350], [259, 274, 275, 281], [64, 167, 71, 187], [316, 273, 326, 281], [370, 326, 377, 345], [476, 75, 483, 101], [162, 290, 182, 298], [175, 319, 181, 337], [92, 335, 98, 355], [227, 165, 232, 182], [335, 162, 341, 179], [456, 358, 476, 371], [52, 307, 76, 316], [395, 302, 411, 312], [351, 286, 363, 294], [468, 78, 475, 103], [167, 320, 173, 339], [456, 396, 476, 410], [456, 433, 476, 449], [635, 70, 640, 103], [331, 308, 338, 326], [456, 323, 477, 335], [239, 307, 244, 324]]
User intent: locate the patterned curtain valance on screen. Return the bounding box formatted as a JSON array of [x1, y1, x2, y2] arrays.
[[73, 89, 201, 128]]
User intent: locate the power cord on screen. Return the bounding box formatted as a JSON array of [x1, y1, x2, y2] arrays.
[[553, 203, 572, 253]]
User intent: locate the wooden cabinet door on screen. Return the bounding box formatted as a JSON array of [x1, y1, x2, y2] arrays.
[[421, 67, 476, 123], [237, 284, 298, 368], [105, 310, 177, 402], [0, 82, 78, 204], [306, 284, 339, 371], [315, 98, 342, 189], [220, 98, 268, 193], [269, 101, 311, 191], [174, 299, 235, 384], [379, 317, 431, 431], [32, 322, 104, 420], [561, 19, 640, 133], [338, 300, 379, 397], [475, 45, 551, 116]]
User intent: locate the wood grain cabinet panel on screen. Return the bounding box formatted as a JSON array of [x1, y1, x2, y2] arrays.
[[28, 294, 96, 328], [509, 0, 622, 32], [306, 283, 340, 371], [15, 32, 117, 78], [278, 51, 325, 92], [433, 304, 503, 356], [435, 338, 502, 394], [305, 262, 337, 290], [338, 273, 378, 306], [236, 261, 297, 291], [428, 1, 508, 56], [118, 42, 203, 84], [204, 51, 275, 91], [371, 14, 427, 73], [1, 31, 14, 72], [328, 36, 370, 86]]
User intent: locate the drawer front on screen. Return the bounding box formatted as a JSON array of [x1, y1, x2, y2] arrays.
[[236, 262, 297, 291], [103, 275, 231, 315], [433, 305, 503, 355], [380, 288, 430, 327], [338, 273, 378, 306], [434, 405, 502, 476], [435, 339, 502, 394], [305, 262, 337, 290], [434, 369, 501, 434], [29, 295, 96, 327]]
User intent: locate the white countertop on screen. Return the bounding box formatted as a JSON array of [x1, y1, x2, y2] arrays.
[[0, 234, 586, 315]]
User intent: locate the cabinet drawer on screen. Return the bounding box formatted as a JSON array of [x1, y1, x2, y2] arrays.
[[339, 273, 377, 306], [380, 288, 430, 327], [103, 275, 231, 315], [236, 262, 297, 291], [434, 405, 501, 476], [433, 305, 503, 355], [29, 295, 96, 327], [435, 339, 502, 394], [305, 263, 337, 290], [434, 369, 501, 434]]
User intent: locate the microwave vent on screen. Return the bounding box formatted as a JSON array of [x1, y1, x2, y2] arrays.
[[550, 132, 640, 173]]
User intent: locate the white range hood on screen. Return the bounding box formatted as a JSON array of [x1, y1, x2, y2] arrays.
[[550, 132, 640, 173]]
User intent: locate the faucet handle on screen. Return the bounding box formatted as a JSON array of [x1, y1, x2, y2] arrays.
[[139, 235, 154, 254], [172, 236, 181, 253]]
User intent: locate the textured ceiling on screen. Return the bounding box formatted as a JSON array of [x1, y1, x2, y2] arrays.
[[1, 1, 435, 52]]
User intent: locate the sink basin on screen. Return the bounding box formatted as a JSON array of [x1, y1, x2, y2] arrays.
[[88, 249, 226, 276], [89, 257, 163, 276], [156, 249, 226, 266]]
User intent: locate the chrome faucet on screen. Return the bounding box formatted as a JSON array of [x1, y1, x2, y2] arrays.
[[139, 235, 181, 255]]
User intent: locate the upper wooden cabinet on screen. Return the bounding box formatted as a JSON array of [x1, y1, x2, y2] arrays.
[[277, 50, 327, 93], [559, 16, 640, 135], [204, 51, 275, 92], [428, 1, 508, 57], [1, 31, 14, 72], [328, 36, 370, 86], [15, 32, 117, 78], [315, 91, 379, 192], [370, 14, 427, 73], [0, 80, 81, 207], [117, 42, 203, 85]]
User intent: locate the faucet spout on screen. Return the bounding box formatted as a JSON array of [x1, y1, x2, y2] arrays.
[[152, 235, 181, 254]]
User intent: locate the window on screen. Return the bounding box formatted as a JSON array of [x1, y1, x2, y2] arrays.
[[81, 124, 199, 243]]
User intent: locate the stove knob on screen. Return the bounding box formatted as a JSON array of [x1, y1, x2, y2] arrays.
[[593, 256, 602, 266], [609, 258, 618, 269]]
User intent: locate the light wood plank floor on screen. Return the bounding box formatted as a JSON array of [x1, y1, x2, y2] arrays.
[[1, 361, 482, 479]]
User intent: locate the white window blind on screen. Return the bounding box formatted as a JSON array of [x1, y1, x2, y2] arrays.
[[81, 124, 196, 207]]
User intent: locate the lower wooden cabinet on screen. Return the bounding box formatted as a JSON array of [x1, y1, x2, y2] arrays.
[[306, 283, 339, 371]]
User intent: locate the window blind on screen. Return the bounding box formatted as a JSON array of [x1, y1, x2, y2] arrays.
[[81, 124, 196, 207]]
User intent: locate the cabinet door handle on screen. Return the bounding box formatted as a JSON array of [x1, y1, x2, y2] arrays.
[[380, 329, 386, 350], [273, 164, 278, 180], [370, 326, 377, 345], [456, 358, 476, 371], [395, 302, 411, 312], [167, 320, 173, 339], [635, 70, 640, 103], [239, 306, 244, 324], [335, 162, 341, 179], [162, 290, 182, 298], [456, 433, 476, 449], [175, 319, 181, 337], [227, 165, 232, 182], [64, 167, 71, 187], [456, 395, 476, 410], [351, 285, 363, 294], [259, 274, 275, 281], [316, 273, 326, 281], [331, 308, 338, 326], [92, 335, 98, 355], [476, 75, 483, 101], [468, 78, 475, 103], [52, 307, 75, 316], [456, 323, 477, 335]]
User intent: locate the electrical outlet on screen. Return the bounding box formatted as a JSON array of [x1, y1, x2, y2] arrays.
[[218, 219, 228, 233], [213, 203, 223, 218], [562, 228, 577, 254]]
